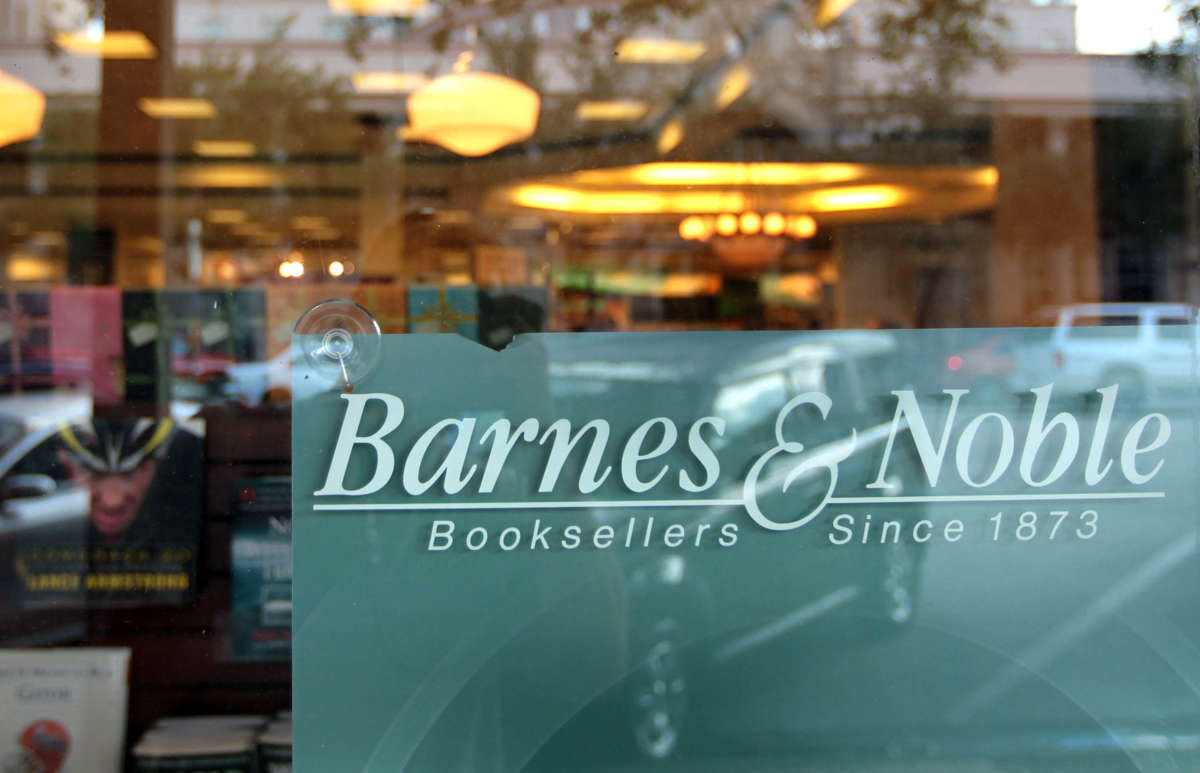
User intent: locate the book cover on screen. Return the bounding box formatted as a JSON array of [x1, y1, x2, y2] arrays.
[[229, 477, 292, 661], [0, 648, 130, 773]]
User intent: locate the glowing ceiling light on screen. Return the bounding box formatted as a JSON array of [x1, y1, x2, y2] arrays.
[[328, 260, 346, 278], [575, 100, 649, 121], [0, 70, 45, 149], [180, 165, 281, 188], [816, 0, 860, 27], [513, 186, 574, 210], [278, 259, 305, 278], [504, 182, 917, 217], [657, 118, 683, 155], [678, 211, 814, 275], [679, 213, 813, 243], [714, 63, 752, 110], [54, 30, 157, 58], [217, 260, 238, 283], [678, 215, 711, 241], [193, 140, 256, 157], [207, 209, 247, 225], [806, 185, 906, 212], [615, 38, 706, 63], [407, 70, 540, 156], [572, 162, 868, 187], [7, 254, 58, 282], [328, 0, 427, 15], [139, 98, 216, 119], [787, 215, 818, 238], [975, 167, 1000, 186], [510, 185, 746, 215], [497, 164, 992, 219], [352, 71, 429, 94], [715, 213, 738, 237]]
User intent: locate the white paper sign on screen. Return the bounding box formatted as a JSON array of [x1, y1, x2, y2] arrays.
[[0, 648, 130, 773]]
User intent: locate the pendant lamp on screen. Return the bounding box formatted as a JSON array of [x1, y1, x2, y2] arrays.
[[0, 70, 45, 148], [406, 53, 539, 157]]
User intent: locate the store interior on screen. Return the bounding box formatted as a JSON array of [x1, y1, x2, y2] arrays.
[[1, 0, 1197, 769]]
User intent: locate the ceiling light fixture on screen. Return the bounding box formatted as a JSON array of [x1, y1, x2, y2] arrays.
[[278, 258, 305, 278], [816, 0, 861, 28], [55, 30, 157, 58], [807, 185, 905, 211], [180, 165, 281, 188], [139, 98, 216, 119], [714, 63, 752, 110], [615, 38, 706, 64], [0, 70, 45, 148], [679, 213, 817, 242], [575, 100, 649, 121], [406, 52, 539, 157], [328, 0, 427, 16], [573, 162, 869, 187], [657, 118, 684, 155], [513, 186, 747, 215], [495, 164, 995, 222], [679, 213, 818, 270]]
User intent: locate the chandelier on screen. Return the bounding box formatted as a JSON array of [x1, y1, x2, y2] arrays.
[[679, 212, 817, 270]]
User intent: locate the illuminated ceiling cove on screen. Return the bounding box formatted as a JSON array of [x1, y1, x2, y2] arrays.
[[488, 162, 999, 224]]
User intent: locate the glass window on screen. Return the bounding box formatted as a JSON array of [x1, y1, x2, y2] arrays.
[[201, 17, 227, 41], [1156, 316, 1194, 338], [1066, 315, 1142, 338], [4, 0, 1200, 769]]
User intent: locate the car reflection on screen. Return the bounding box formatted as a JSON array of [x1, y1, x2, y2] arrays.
[[526, 329, 1200, 771], [219, 348, 296, 405], [541, 331, 930, 762]]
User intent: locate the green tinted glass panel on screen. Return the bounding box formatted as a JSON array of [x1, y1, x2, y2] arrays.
[[294, 327, 1200, 771]]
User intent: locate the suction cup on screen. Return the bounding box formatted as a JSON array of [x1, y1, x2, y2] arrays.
[[293, 299, 382, 392]]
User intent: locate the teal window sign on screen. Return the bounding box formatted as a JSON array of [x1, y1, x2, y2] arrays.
[[293, 327, 1200, 771]]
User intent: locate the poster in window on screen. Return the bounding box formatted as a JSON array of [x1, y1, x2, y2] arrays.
[[229, 476, 292, 661], [5, 413, 204, 608], [0, 647, 130, 773], [122, 289, 266, 404]]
